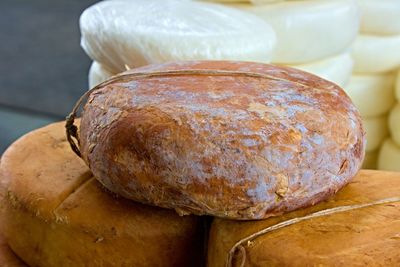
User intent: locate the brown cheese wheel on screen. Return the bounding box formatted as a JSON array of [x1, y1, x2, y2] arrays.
[[0, 174, 26, 267], [79, 60, 366, 220], [208, 170, 400, 267], [0, 121, 204, 267]]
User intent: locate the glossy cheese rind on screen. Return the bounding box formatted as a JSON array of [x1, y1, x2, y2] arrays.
[[79, 60, 366, 220]]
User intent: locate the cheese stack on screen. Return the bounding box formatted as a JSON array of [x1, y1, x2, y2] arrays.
[[348, 0, 400, 169], [223, 0, 360, 87], [379, 71, 400, 171], [82, 0, 277, 88]]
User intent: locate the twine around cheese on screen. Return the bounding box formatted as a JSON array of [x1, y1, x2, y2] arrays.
[[65, 68, 313, 158], [225, 196, 400, 267]]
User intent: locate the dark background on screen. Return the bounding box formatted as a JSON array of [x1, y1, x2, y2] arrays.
[[0, 0, 98, 152]]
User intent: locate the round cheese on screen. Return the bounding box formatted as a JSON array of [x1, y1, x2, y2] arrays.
[[389, 103, 400, 146], [343, 73, 395, 117], [0, 122, 203, 267], [229, 0, 359, 64], [378, 138, 400, 172], [80, 0, 276, 73], [287, 52, 353, 87], [357, 0, 400, 35], [0, 176, 25, 267], [364, 116, 389, 152], [88, 61, 114, 89], [352, 34, 400, 74]]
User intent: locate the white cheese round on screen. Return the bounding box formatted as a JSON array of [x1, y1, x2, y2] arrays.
[[229, 0, 360, 64], [344, 73, 395, 117], [364, 116, 389, 152], [287, 52, 353, 87], [352, 34, 400, 74], [80, 0, 276, 73], [357, 0, 400, 35]]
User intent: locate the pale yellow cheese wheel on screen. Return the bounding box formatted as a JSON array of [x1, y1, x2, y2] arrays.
[[357, 0, 400, 35], [288, 52, 353, 87], [378, 138, 400, 172], [352, 34, 400, 74], [364, 116, 389, 152], [389, 103, 400, 147], [362, 150, 378, 169], [229, 0, 360, 64], [88, 61, 115, 89], [343, 73, 395, 117]]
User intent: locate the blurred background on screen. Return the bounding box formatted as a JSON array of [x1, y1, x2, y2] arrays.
[[0, 0, 97, 152]]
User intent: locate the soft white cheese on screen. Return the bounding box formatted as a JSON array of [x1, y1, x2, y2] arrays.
[[80, 0, 276, 73], [344, 73, 395, 117]]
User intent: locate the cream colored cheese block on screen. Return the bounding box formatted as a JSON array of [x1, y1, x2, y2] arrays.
[[352, 34, 400, 74], [344, 73, 395, 117], [389, 103, 400, 147], [80, 0, 276, 73], [88, 61, 115, 89], [229, 0, 359, 64], [357, 0, 400, 35], [396, 70, 400, 101], [362, 150, 378, 169], [378, 139, 400, 172], [364, 116, 389, 152], [287, 52, 353, 87]]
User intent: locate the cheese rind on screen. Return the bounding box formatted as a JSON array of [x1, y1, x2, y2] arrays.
[[357, 0, 400, 35], [378, 139, 400, 172], [344, 73, 395, 117], [208, 170, 400, 266], [80, 0, 276, 73], [0, 122, 203, 267], [287, 52, 353, 87], [229, 0, 360, 63], [352, 34, 400, 73]]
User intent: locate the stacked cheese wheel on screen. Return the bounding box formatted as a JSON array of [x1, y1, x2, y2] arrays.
[[82, 0, 399, 170], [349, 1, 400, 170], [83, 0, 277, 87]]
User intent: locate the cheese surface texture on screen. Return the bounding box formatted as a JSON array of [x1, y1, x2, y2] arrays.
[[80, 0, 276, 73], [229, 0, 359, 64], [0, 122, 204, 267]]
